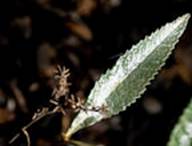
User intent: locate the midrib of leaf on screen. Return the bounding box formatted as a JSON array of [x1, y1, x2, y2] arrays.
[[64, 13, 190, 139]]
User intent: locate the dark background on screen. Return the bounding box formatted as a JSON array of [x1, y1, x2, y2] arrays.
[[0, 0, 192, 146]]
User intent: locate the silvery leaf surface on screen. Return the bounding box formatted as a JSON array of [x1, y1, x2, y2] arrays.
[[167, 98, 192, 146], [65, 14, 190, 139]]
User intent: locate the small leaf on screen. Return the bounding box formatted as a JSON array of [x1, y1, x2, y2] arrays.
[[167, 99, 192, 146], [65, 14, 190, 139]]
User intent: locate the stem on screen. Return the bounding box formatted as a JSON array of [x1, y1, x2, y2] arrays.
[[9, 110, 57, 144], [22, 128, 30, 146]]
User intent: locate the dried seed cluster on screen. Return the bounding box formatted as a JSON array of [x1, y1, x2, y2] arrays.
[[33, 66, 107, 120], [52, 66, 71, 100]]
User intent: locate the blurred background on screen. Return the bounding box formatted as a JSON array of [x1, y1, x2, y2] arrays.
[[0, 0, 192, 146]]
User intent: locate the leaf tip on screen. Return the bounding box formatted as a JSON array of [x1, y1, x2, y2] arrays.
[[179, 13, 190, 26], [182, 13, 191, 20]]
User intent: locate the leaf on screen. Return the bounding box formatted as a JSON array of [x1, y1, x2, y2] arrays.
[[64, 14, 190, 139], [167, 99, 192, 146]]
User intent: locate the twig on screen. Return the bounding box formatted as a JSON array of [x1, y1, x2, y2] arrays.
[[9, 66, 70, 144], [9, 66, 106, 145], [22, 128, 30, 146], [9, 109, 58, 144]]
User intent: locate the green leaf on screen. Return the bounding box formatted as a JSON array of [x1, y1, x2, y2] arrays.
[[64, 14, 190, 139], [167, 99, 192, 146]]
